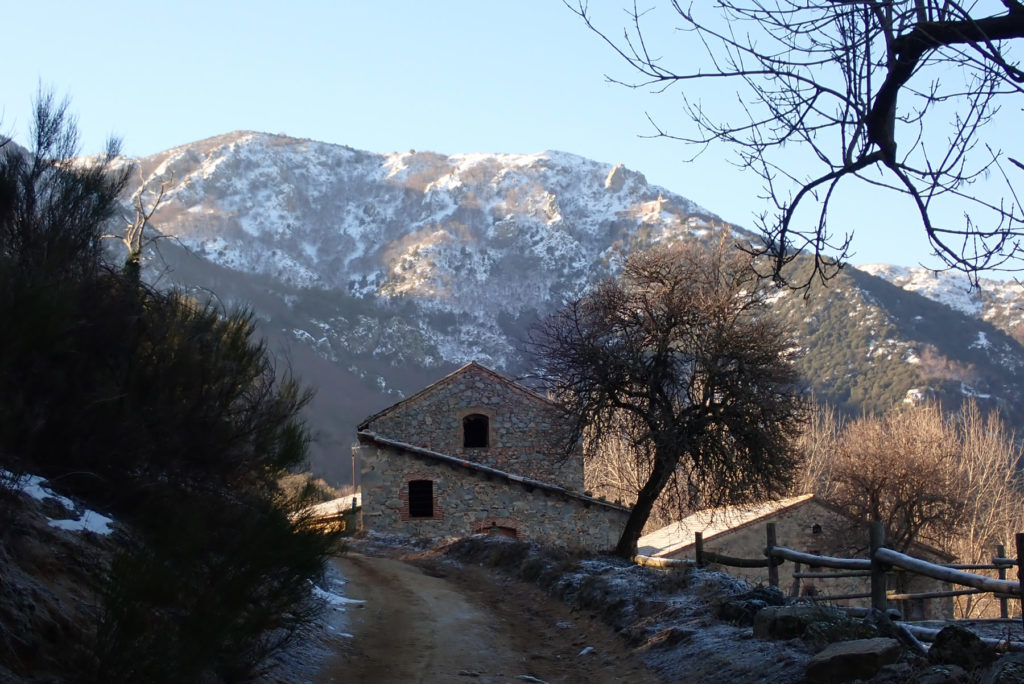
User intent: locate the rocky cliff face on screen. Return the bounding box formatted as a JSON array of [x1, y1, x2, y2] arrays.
[[118, 132, 1024, 484]]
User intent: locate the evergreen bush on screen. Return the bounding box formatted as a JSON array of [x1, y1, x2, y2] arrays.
[[0, 93, 338, 682]]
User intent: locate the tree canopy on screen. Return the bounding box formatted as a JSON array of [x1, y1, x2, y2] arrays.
[[569, 1, 1024, 287], [529, 236, 807, 556]]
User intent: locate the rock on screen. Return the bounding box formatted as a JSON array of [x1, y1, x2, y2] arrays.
[[805, 638, 902, 683], [604, 164, 626, 192], [753, 604, 847, 640], [717, 585, 786, 626], [873, 662, 915, 683], [928, 625, 996, 670], [912, 664, 970, 684], [980, 652, 1024, 684]]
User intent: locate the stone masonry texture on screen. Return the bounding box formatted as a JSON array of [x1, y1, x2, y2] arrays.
[[360, 363, 584, 490], [356, 363, 628, 551], [357, 440, 628, 551]]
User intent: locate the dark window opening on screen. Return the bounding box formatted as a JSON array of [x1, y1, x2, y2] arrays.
[[463, 413, 489, 448], [408, 480, 433, 518], [812, 524, 822, 535]]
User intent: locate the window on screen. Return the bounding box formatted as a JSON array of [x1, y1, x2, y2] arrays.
[[812, 524, 822, 535], [408, 480, 433, 518], [462, 413, 489, 448]]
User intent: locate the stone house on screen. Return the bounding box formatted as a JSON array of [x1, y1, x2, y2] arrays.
[[638, 494, 955, 620], [354, 362, 630, 550]]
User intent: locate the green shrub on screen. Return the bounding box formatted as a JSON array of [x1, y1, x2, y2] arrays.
[[0, 93, 339, 682]]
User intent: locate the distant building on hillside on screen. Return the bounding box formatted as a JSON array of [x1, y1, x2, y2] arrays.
[[639, 494, 954, 620], [354, 362, 629, 550]]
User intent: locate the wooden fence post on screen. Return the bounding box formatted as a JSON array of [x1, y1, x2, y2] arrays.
[[1016, 533, 1024, 630], [870, 521, 888, 613], [695, 531, 705, 569], [791, 561, 802, 598], [998, 543, 1008, 619], [767, 523, 779, 588]]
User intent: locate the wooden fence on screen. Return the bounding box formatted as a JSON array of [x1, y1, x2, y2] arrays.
[[636, 521, 1024, 629]]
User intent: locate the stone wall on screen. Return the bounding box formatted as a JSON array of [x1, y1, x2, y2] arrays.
[[666, 501, 953, 620], [361, 363, 583, 489], [356, 439, 628, 552]]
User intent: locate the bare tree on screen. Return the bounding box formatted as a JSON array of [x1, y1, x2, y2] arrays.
[[584, 413, 650, 506], [944, 402, 1024, 617], [826, 404, 964, 552], [584, 411, 688, 532], [529, 235, 807, 556], [796, 400, 1024, 615], [791, 399, 843, 497], [105, 169, 169, 283], [568, 1, 1024, 287]]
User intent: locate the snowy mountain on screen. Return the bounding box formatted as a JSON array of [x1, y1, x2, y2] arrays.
[[857, 264, 1024, 344], [120, 132, 1024, 484], [133, 131, 733, 370]]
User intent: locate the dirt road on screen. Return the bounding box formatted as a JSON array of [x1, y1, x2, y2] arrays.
[[315, 553, 659, 684]]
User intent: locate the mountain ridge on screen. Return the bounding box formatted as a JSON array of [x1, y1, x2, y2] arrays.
[[113, 132, 1024, 484]]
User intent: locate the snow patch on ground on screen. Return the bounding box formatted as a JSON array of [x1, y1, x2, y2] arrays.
[[312, 581, 364, 608], [6, 471, 114, 535]]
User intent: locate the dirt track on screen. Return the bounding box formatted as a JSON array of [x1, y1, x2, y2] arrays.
[[315, 553, 659, 684]]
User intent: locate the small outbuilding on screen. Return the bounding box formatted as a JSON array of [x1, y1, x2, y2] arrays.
[[354, 362, 629, 551], [639, 494, 955, 620]]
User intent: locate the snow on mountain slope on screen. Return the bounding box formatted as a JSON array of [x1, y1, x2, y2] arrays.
[[858, 264, 1024, 341], [132, 131, 736, 368], [138, 134, 719, 273]]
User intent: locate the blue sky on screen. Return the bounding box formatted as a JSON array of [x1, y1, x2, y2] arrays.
[[2, 1, 1001, 271]]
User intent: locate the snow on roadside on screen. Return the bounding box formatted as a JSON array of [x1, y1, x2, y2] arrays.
[[311, 571, 362, 641], [313, 576, 364, 610], [3, 470, 114, 535], [258, 561, 362, 682]]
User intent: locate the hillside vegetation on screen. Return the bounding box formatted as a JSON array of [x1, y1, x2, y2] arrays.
[[0, 97, 338, 682]]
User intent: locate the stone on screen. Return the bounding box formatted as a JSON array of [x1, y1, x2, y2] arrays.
[[928, 625, 996, 670], [753, 604, 847, 640], [604, 163, 626, 192], [913, 664, 970, 684], [873, 662, 914, 683], [717, 585, 786, 626], [805, 638, 902, 683], [981, 653, 1024, 684]]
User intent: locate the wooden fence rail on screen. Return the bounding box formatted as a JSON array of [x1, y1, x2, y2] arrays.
[[636, 522, 1024, 627]]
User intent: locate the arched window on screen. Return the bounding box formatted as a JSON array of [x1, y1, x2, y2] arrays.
[[463, 413, 489, 448], [812, 524, 823, 535], [408, 480, 433, 518]]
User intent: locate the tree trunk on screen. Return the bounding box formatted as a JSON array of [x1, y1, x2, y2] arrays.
[[614, 448, 678, 557]]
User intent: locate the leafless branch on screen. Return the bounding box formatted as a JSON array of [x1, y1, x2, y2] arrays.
[[568, 1, 1024, 288]]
